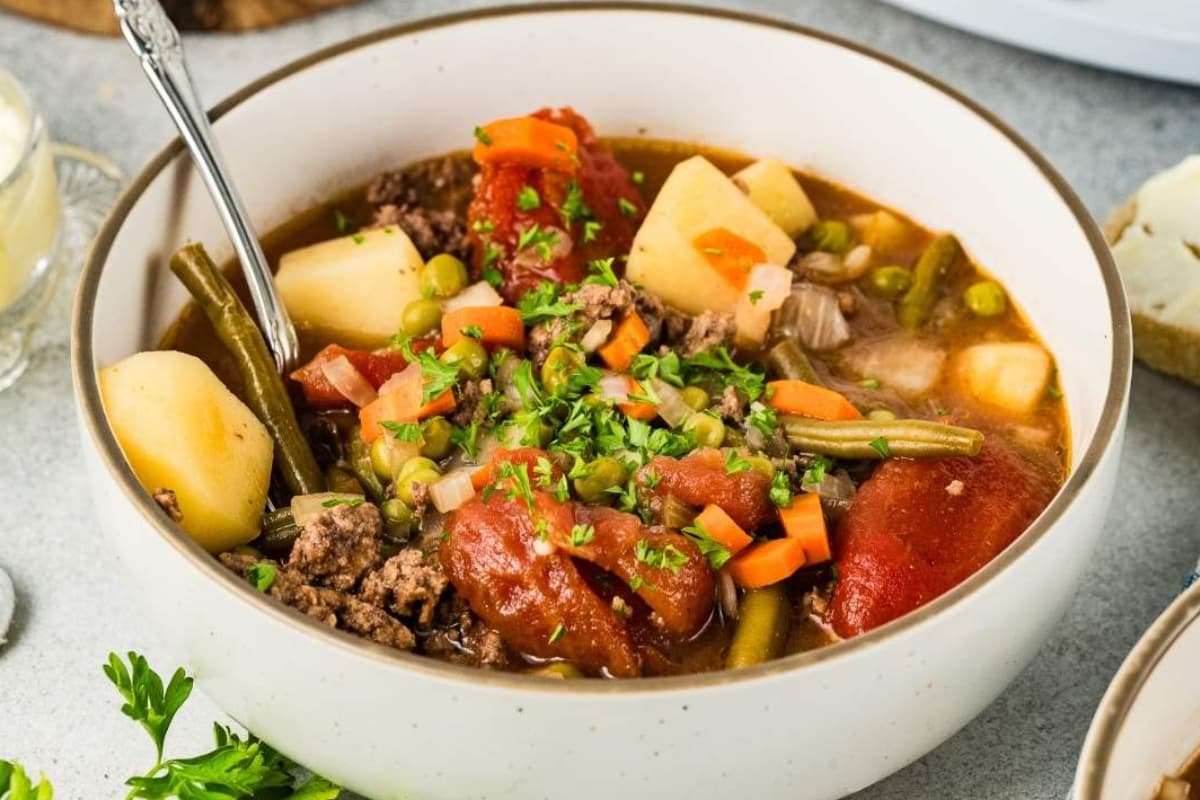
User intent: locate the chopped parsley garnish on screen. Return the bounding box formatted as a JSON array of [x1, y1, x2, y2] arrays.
[[569, 523, 596, 547], [516, 280, 583, 324], [747, 402, 778, 438], [631, 170, 645, 185], [460, 325, 484, 340], [451, 421, 482, 459], [630, 351, 684, 387], [244, 563, 276, 593], [533, 456, 556, 487], [724, 450, 752, 474], [634, 539, 689, 574], [472, 218, 496, 234], [618, 197, 638, 216], [642, 470, 661, 489], [473, 125, 493, 145], [516, 224, 560, 261], [482, 264, 504, 288], [351, 233, 366, 245], [489, 460, 535, 512], [380, 420, 422, 442], [333, 209, 350, 233], [769, 470, 794, 508], [548, 622, 566, 644], [748, 289, 764, 304], [683, 347, 766, 402], [517, 185, 541, 211], [396, 336, 460, 403], [682, 524, 732, 570], [936, 406, 951, 416], [859, 378, 880, 389], [1045, 384, 1063, 400], [869, 436, 892, 458], [802, 454, 833, 487], [581, 220, 603, 243], [560, 180, 594, 226], [583, 257, 619, 288], [482, 242, 504, 270], [321, 496, 365, 508]]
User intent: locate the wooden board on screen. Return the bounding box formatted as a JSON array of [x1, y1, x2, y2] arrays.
[[0, 0, 362, 34]]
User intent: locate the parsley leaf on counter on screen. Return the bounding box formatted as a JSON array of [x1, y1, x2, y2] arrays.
[[104, 652, 193, 763], [0, 759, 54, 799]]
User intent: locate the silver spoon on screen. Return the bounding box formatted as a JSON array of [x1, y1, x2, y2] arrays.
[[113, 0, 300, 373]]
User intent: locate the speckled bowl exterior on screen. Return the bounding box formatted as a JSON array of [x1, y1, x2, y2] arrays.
[[72, 6, 1130, 799]]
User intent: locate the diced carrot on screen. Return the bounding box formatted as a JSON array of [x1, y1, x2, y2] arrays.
[[441, 306, 526, 351], [779, 493, 831, 564], [767, 379, 862, 421], [617, 376, 658, 420], [693, 504, 754, 556], [726, 538, 808, 589], [470, 463, 493, 491], [694, 227, 767, 290], [472, 116, 579, 172], [358, 389, 457, 442], [598, 312, 650, 372]]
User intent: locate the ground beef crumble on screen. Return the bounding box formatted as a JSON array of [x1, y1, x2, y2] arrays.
[[365, 156, 476, 261], [422, 596, 512, 669], [152, 488, 183, 523], [450, 378, 495, 428], [360, 549, 449, 628], [679, 311, 735, 357], [288, 503, 382, 591], [563, 282, 636, 323]]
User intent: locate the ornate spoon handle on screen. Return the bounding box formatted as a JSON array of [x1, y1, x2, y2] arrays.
[[113, 0, 300, 373]]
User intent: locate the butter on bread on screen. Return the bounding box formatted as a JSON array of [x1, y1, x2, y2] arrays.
[[1107, 156, 1200, 384]]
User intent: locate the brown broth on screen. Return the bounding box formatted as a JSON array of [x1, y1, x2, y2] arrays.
[[160, 138, 1068, 674]]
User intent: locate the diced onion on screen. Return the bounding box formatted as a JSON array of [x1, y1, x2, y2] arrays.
[[580, 319, 614, 353], [841, 335, 946, 398], [378, 362, 422, 398], [429, 469, 476, 513], [597, 374, 630, 404], [717, 570, 739, 621], [442, 281, 503, 314], [843, 244, 873, 277], [533, 538, 557, 557], [734, 263, 793, 346], [799, 246, 872, 284], [652, 378, 691, 428], [320, 355, 377, 408], [784, 284, 851, 351], [801, 469, 857, 520], [291, 492, 365, 527]]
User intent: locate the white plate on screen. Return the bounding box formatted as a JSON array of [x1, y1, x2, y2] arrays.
[[882, 0, 1200, 85]]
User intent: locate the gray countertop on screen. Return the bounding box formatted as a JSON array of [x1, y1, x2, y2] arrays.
[[1, 1, 1198, 797]]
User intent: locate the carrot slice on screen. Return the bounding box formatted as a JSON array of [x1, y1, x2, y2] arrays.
[[767, 379, 862, 421], [617, 376, 658, 420], [359, 389, 457, 442], [472, 116, 579, 172], [779, 493, 831, 564], [726, 538, 808, 589], [470, 463, 493, 491], [694, 227, 767, 290], [442, 306, 526, 351], [693, 504, 754, 556], [598, 312, 650, 372]]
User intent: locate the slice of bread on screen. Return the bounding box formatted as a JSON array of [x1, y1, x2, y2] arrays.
[[1107, 156, 1200, 385]]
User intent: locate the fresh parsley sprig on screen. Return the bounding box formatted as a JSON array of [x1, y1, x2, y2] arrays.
[[0, 760, 53, 799]]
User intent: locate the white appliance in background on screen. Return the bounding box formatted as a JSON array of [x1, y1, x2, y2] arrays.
[[880, 0, 1200, 85]]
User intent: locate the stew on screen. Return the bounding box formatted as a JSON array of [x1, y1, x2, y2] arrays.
[[1157, 748, 1200, 799], [103, 107, 1068, 678]]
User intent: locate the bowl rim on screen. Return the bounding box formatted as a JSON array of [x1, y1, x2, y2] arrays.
[[71, 1, 1131, 695], [1075, 578, 1200, 798]]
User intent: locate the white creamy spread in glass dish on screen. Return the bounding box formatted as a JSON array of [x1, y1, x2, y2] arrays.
[[0, 94, 26, 182]]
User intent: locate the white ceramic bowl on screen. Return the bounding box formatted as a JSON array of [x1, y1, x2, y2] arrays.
[[1074, 577, 1200, 799], [72, 6, 1130, 799]]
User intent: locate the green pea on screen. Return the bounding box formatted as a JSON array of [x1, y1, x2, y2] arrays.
[[810, 220, 851, 254], [380, 498, 416, 541], [745, 455, 776, 479], [541, 346, 586, 395], [420, 417, 454, 460], [867, 408, 897, 421], [573, 456, 630, 504], [683, 413, 725, 448], [867, 265, 913, 298], [440, 339, 488, 379], [963, 280, 1006, 317], [397, 468, 442, 507], [722, 426, 746, 448], [396, 456, 440, 486], [370, 438, 407, 481], [680, 386, 709, 412], [421, 253, 469, 298], [401, 298, 443, 337]]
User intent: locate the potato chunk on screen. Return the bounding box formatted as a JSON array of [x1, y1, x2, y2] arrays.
[[732, 158, 817, 238], [275, 226, 424, 348], [953, 342, 1052, 415], [100, 350, 273, 552], [625, 156, 795, 316]]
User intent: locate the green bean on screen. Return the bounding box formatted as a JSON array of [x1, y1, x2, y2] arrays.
[[257, 508, 300, 556], [347, 431, 385, 502], [726, 583, 790, 669], [765, 339, 822, 385], [324, 465, 364, 496], [896, 234, 962, 329], [170, 244, 323, 497], [781, 415, 983, 459]]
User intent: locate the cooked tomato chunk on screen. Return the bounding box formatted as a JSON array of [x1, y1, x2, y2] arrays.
[[290, 343, 432, 409], [828, 441, 1059, 637], [639, 448, 775, 531], [466, 107, 645, 302]]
